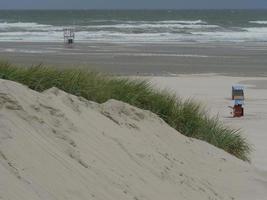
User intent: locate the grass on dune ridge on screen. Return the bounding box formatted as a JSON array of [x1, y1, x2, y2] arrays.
[[0, 62, 251, 161]]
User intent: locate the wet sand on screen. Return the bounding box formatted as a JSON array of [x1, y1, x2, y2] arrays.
[[1, 41, 267, 76]]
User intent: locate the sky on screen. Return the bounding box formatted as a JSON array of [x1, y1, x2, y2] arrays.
[[1, 0, 267, 10]]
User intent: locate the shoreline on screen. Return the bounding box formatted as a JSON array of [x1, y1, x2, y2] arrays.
[[1, 41, 267, 77]]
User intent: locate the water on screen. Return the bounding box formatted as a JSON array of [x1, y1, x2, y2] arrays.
[[1, 10, 267, 43]]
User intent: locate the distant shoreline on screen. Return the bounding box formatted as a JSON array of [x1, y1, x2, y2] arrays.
[[1, 41, 267, 77]]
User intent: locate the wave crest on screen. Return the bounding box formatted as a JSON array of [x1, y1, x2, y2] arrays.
[[249, 21, 267, 25]]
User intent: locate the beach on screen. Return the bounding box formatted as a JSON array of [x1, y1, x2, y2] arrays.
[[148, 75, 267, 172], [1, 41, 267, 172], [1, 41, 267, 76], [1, 9, 267, 200]]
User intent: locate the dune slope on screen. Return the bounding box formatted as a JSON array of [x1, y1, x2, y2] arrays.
[[0, 79, 266, 200]]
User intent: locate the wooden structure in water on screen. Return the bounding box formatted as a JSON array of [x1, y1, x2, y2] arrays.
[[63, 28, 75, 46]]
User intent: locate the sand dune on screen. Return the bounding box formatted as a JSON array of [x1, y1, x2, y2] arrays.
[[0, 79, 266, 200]]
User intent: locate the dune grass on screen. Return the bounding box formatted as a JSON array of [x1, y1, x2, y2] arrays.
[[0, 61, 251, 161]]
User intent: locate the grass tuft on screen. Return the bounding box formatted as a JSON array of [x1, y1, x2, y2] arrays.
[[0, 62, 251, 161]]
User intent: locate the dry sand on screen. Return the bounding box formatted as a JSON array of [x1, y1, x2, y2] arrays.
[[1, 79, 267, 200], [149, 75, 267, 172]]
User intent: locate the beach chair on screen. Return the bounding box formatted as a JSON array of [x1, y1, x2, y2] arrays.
[[232, 85, 244, 100]]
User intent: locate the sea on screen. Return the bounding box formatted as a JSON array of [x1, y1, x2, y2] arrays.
[[1, 10, 267, 43]]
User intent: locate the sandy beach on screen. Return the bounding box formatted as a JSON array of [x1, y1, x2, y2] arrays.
[[1, 41, 267, 76], [148, 75, 267, 172]]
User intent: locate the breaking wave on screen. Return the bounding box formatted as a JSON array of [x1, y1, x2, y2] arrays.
[[249, 20, 267, 25], [1, 20, 267, 43]]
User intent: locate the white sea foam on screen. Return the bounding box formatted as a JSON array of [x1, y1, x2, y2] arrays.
[[89, 19, 206, 24], [245, 27, 267, 32], [193, 27, 267, 42], [0, 22, 62, 31], [249, 21, 267, 25], [0, 20, 267, 43], [0, 22, 49, 28], [75, 28, 267, 43], [0, 31, 62, 42], [159, 20, 206, 24], [75, 31, 191, 43], [84, 23, 217, 29], [1, 29, 267, 43], [0, 20, 215, 34]]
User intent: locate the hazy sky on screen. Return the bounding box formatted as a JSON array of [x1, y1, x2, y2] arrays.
[[1, 0, 267, 9]]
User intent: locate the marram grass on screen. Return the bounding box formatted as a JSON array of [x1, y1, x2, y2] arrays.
[[0, 62, 251, 161]]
